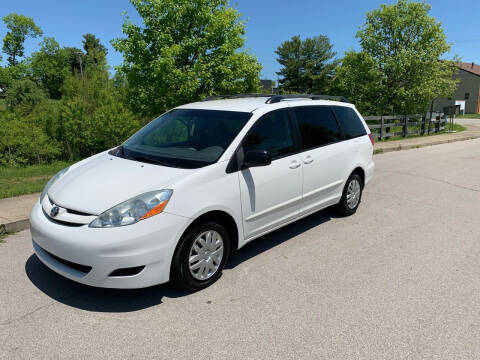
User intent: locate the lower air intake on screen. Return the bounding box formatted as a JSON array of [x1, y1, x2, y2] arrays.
[[43, 248, 92, 274], [109, 266, 145, 277]]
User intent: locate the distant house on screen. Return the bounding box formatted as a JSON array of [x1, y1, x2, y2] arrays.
[[260, 79, 274, 94], [433, 62, 480, 114]]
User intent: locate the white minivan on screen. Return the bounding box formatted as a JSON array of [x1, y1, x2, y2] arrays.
[[30, 94, 375, 290]]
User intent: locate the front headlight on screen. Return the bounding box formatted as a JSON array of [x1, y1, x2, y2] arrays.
[[89, 190, 173, 228], [40, 167, 70, 202]]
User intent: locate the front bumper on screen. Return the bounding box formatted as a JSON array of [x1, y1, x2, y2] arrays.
[[30, 200, 190, 288]]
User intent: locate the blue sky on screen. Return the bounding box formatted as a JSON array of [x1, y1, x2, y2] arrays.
[[1, 0, 479, 81]]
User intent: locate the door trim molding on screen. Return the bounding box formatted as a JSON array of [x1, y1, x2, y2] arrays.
[[245, 195, 302, 222], [302, 179, 343, 200]]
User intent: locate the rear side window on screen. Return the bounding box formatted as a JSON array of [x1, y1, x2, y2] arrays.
[[243, 109, 295, 159], [332, 106, 367, 140], [294, 106, 342, 150]]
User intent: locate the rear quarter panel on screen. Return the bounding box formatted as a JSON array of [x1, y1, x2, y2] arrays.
[[350, 107, 374, 185]]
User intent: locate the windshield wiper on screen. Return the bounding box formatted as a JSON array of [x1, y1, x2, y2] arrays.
[[109, 145, 125, 158], [111, 146, 177, 167], [130, 154, 177, 168]]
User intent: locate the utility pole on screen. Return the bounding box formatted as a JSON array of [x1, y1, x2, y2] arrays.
[[75, 51, 84, 78]]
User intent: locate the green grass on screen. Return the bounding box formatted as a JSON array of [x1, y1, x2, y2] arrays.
[[0, 230, 17, 242], [456, 113, 480, 119], [0, 161, 74, 199], [373, 123, 466, 142], [0, 232, 11, 243], [0, 226, 13, 242]]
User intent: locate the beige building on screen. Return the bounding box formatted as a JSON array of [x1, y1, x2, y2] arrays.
[[433, 62, 480, 114]]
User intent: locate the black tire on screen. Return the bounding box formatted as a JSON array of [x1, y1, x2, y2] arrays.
[[171, 221, 230, 291], [336, 173, 363, 216]]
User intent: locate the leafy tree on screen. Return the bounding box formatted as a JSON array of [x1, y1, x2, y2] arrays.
[[0, 62, 29, 92], [30, 37, 70, 99], [112, 0, 262, 116], [0, 18, 142, 167], [333, 0, 458, 115], [275, 35, 338, 94], [82, 33, 108, 67], [331, 52, 383, 115], [2, 13, 43, 66]]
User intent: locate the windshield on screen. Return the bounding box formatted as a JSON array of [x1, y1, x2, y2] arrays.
[[116, 109, 252, 169]]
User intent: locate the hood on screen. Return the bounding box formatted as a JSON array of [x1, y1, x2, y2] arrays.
[[48, 153, 190, 215]]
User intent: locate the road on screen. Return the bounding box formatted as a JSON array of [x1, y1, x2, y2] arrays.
[[2, 138, 480, 359]]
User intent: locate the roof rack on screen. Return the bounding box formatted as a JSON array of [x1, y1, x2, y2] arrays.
[[202, 93, 351, 104], [266, 94, 350, 104], [203, 94, 275, 101]]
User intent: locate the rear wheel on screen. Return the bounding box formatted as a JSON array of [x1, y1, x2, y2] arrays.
[[171, 221, 230, 290], [336, 173, 363, 216]]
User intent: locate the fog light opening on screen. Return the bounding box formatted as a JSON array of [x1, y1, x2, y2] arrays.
[[109, 266, 145, 277]]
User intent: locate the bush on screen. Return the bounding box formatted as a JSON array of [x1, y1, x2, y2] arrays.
[[0, 113, 61, 167], [5, 78, 47, 113], [0, 67, 143, 167], [55, 73, 141, 159]]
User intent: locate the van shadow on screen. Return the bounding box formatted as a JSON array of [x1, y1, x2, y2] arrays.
[[226, 208, 338, 269], [26, 208, 339, 313], [25, 255, 192, 313]]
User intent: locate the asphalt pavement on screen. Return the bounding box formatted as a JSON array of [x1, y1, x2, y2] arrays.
[[1, 138, 480, 359]]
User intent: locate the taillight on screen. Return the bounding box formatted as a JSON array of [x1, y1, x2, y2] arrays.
[[368, 133, 375, 145]]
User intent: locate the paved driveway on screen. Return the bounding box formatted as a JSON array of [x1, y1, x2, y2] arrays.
[[456, 117, 480, 127], [1, 139, 480, 359]]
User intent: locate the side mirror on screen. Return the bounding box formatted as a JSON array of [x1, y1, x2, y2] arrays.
[[243, 149, 271, 169]]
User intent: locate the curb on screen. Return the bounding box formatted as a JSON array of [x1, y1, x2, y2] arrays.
[[0, 219, 30, 234], [373, 135, 480, 155]]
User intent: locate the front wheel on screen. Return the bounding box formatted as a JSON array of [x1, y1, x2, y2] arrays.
[[336, 173, 363, 216], [171, 222, 230, 290]]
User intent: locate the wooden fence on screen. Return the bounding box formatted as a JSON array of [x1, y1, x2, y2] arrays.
[[364, 113, 447, 140]]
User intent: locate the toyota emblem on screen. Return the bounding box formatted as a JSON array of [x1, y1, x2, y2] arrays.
[[50, 206, 60, 217]]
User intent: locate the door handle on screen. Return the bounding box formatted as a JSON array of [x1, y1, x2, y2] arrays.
[[289, 161, 301, 169], [303, 156, 314, 164]]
